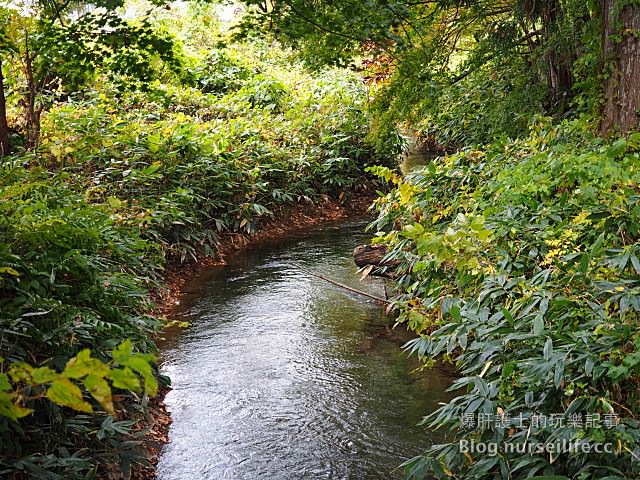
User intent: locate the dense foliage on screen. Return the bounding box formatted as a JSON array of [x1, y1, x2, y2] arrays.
[[0, 4, 392, 476], [238, 0, 640, 145], [2, 0, 639, 478], [369, 119, 640, 478], [237, 0, 597, 145]]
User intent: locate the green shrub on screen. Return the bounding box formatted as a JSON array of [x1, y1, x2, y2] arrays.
[[368, 56, 547, 151], [0, 40, 397, 477], [369, 119, 640, 479], [0, 166, 163, 477], [190, 49, 253, 94]]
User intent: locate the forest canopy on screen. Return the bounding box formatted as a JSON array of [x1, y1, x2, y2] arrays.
[[235, 0, 639, 140]]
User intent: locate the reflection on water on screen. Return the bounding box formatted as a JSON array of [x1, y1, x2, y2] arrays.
[[400, 152, 441, 175], [157, 220, 454, 480]]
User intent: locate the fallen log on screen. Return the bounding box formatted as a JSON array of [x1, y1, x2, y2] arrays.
[[353, 245, 399, 277]]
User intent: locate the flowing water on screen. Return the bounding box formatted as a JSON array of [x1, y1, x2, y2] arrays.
[[157, 219, 454, 480], [400, 151, 441, 175]]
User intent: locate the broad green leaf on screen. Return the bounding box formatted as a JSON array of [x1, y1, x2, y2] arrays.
[[31, 367, 59, 384], [579, 252, 589, 274], [112, 340, 133, 364], [0, 373, 11, 391], [8, 363, 33, 383], [111, 341, 157, 395], [142, 162, 161, 175], [533, 315, 544, 336], [108, 367, 141, 392], [607, 138, 627, 158], [543, 337, 553, 361], [126, 357, 158, 396], [106, 196, 123, 208], [0, 392, 33, 421], [0, 267, 19, 276]]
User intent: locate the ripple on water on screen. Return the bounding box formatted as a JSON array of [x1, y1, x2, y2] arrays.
[[157, 220, 455, 480]]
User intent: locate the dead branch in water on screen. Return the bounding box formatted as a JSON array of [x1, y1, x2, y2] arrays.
[[291, 263, 391, 304]]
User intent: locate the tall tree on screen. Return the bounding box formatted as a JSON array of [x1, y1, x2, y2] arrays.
[[236, 0, 585, 108], [0, 56, 8, 156], [600, 0, 640, 135], [0, 0, 181, 150]]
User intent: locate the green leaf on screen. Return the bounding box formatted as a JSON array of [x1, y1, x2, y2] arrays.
[[8, 363, 33, 383], [111, 341, 157, 395], [0, 267, 19, 276], [83, 375, 115, 415], [64, 349, 110, 379], [449, 305, 462, 321], [31, 367, 59, 384], [46, 379, 93, 413], [607, 138, 627, 158], [530, 477, 571, 480], [142, 162, 161, 175], [579, 252, 590, 274], [108, 367, 141, 392], [147, 135, 161, 153], [106, 196, 123, 208], [533, 315, 544, 336], [112, 340, 133, 364], [0, 392, 33, 421], [554, 360, 565, 388], [0, 373, 11, 392], [126, 357, 158, 396], [630, 253, 640, 275], [543, 337, 553, 361]]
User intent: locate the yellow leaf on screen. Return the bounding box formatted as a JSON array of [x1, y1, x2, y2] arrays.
[[84, 375, 114, 415], [47, 379, 93, 413], [63, 349, 110, 379], [398, 181, 414, 204], [0, 267, 19, 276]]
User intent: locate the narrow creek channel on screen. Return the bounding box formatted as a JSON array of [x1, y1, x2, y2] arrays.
[[156, 218, 454, 480]]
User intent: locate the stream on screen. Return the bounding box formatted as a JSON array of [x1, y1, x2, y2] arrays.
[[156, 219, 454, 480]]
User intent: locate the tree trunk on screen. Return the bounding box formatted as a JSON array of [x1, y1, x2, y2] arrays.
[[541, 0, 574, 107], [600, 0, 640, 136], [0, 57, 9, 157], [24, 33, 42, 149]]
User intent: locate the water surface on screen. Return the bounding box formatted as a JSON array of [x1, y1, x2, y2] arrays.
[[157, 220, 453, 480], [400, 151, 441, 175]]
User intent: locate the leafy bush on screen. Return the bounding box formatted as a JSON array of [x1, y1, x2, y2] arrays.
[[0, 38, 396, 477], [190, 49, 253, 94], [0, 166, 163, 477], [368, 56, 547, 151], [414, 60, 547, 148], [234, 73, 288, 111], [38, 55, 391, 249], [369, 118, 640, 479]]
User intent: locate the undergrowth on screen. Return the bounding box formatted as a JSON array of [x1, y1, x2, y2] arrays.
[[369, 117, 640, 479], [0, 39, 392, 478]]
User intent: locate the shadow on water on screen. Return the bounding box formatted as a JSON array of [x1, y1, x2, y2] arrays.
[[400, 151, 441, 176], [157, 219, 456, 480]]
